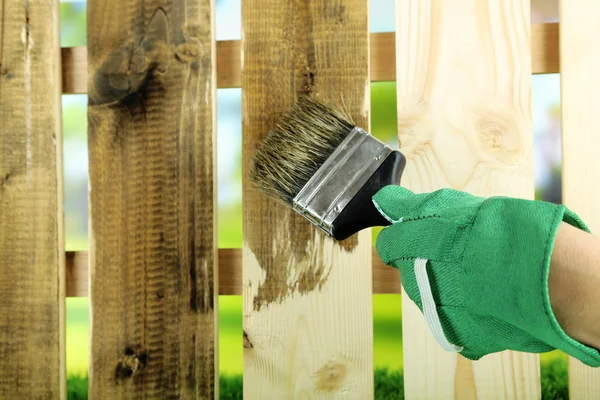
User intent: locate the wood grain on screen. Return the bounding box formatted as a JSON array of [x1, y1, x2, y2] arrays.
[[559, 0, 600, 397], [242, 0, 373, 398], [60, 24, 559, 94], [86, 0, 218, 397], [0, 0, 66, 397], [396, 1, 540, 398]]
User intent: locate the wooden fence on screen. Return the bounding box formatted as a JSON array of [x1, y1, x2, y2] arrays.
[[1, 0, 599, 398]]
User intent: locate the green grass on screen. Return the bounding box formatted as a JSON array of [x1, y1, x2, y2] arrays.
[[66, 370, 403, 399], [67, 375, 88, 400], [220, 375, 243, 400], [68, 360, 569, 400], [541, 352, 569, 400]]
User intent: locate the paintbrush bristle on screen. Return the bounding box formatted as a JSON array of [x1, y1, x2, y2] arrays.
[[249, 95, 356, 205]]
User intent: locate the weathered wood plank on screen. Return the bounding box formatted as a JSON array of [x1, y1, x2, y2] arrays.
[[559, 0, 600, 397], [396, 0, 540, 398], [242, 0, 373, 398], [0, 0, 65, 397], [86, 0, 218, 397], [60, 24, 560, 94]]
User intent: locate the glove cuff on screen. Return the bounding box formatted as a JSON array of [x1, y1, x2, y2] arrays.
[[539, 206, 600, 366]]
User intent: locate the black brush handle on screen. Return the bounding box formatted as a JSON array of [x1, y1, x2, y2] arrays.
[[331, 150, 406, 241]]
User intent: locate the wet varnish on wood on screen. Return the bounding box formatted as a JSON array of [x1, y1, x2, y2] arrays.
[[0, 0, 65, 398], [87, 0, 218, 397], [559, 0, 600, 398], [242, 0, 373, 398], [396, 0, 540, 398]]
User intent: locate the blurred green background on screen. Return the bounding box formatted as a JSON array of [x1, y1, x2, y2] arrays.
[[60, 0, 568, 398]]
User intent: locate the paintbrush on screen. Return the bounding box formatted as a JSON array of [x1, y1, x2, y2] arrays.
[[249, 95, 407, 241]]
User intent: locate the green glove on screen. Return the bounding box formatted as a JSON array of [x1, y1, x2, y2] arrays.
[[372, 184, 600, 367]]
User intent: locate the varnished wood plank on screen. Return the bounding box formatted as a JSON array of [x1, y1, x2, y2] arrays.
[[532, 23, 559, 74], [242, 0, 373, 397], [396, 1, 540, 398], [61, 46, 87, 94], [371, 32, 395, 83], [0, 0, 66, 397], [87, 0, 218, 397], [60, 24, 559, 94], [216, 40, 240, 89], [67, 248, 398, 297], [66, 251, 89, 298], [559, 0, 600, 397]]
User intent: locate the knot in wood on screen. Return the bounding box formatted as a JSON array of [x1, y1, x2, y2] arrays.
[[123, 354, 141, 372], [175, 42, 202, 64], [116, 350, 148, 379], [472, 107, 524, 164], [314, 361, 347, 392]]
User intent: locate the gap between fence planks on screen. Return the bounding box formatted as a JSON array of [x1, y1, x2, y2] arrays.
[[61, 23, 559, 94], [66, 249, 401, 297]]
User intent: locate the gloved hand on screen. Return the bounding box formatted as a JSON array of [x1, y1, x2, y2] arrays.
[[372, 184, 600, 367]]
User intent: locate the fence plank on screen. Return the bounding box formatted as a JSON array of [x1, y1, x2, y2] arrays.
[[396, 1, 540, 398], [86, 0, 218, 397], [0, 0, 65, 397], [559, 0, 600, 397], [241, 0, 373, 398]]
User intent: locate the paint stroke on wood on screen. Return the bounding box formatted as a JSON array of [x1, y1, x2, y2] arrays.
[[59, 24, 560, 95], [0, 0, 66, 397], [242, 0, 373, 398], [559, 0, 600, 398], [86, 0, 218, 397], [395, 1, 540, 398]]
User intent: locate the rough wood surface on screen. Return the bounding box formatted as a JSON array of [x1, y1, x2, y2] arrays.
[[396, 1, 540, 398], [0, 0, 66, 397], [86, 0, 218, 397], [559, 0, 600, 397], [242, 0, 373, 398], [60, 24, 559, 94]]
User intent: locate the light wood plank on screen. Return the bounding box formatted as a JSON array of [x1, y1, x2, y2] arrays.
[[559, 0, 600, 397], [242, 0, 373, 398], [87, 0, 218, 397], [396, 1, 540, 398], [59, 24, 559, 94], [0, 0, 66, 397]]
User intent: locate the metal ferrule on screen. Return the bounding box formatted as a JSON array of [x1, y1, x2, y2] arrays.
[[292, 127, 393, 236]]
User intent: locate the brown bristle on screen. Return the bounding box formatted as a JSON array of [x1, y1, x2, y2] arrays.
[[249, 95, 355, 205]]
